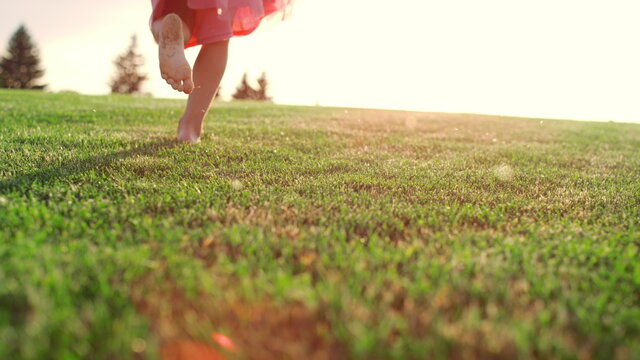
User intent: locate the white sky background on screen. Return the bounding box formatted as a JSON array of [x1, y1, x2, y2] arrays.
[[1, 0, 639, 122]]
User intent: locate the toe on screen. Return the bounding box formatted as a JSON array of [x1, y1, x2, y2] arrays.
[[177, 82, 184, 93], [161, 73, 168, 80], [183, 79, 194, 94], [167, 79, 180, 90]]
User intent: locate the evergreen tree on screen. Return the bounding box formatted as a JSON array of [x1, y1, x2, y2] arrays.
[[232, 73, 258, 100], [255, 72, 272, 102], [109, 35, 147, 94], [232, 72, 272, 101], [0, 25, 46, 89]]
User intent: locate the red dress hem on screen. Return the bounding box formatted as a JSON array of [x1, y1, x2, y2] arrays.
[[150, 0, 291, 48]]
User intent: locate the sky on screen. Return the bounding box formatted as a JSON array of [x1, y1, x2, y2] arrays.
[[1, 0, 639, 122]]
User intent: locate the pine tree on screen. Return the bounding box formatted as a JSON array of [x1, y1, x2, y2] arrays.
[[232, 73, 257, 100], [0, 25, 46, 89], [232, 72, 271, 101], [255, 72, 272, 102], [109, 35, 147, 94]]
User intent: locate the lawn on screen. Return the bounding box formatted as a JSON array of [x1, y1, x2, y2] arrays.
[[0, 89, 638, 360]]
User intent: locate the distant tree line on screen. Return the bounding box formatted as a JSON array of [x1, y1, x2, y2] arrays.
[[0, 24, 274, 101], [232, 72, 272, 101], [109, 35, 272, 101]]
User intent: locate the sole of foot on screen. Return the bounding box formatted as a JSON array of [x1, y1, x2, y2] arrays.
[[159, 14, 194, 94]]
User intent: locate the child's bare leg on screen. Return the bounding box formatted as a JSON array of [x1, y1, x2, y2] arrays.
[[151, 13, 194, 94], [177, 40, 229, 143]]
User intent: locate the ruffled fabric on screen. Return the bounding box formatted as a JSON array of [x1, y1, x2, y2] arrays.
[[151, 0, 292, 48]]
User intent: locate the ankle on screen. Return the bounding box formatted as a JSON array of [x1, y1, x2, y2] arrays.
[[178, 115, 203, 138], [182, 113, 204, 129]]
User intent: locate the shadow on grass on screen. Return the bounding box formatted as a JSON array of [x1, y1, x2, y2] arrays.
[[0, 139, 178, 194]]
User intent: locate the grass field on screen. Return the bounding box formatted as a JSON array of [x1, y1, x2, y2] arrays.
[[0, 89, 639, 360]]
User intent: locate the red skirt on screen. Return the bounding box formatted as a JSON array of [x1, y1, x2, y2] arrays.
[[150, 0, 291, 48]]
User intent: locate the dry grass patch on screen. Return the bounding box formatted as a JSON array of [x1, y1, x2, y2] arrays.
[[131, 274, 345, 360]]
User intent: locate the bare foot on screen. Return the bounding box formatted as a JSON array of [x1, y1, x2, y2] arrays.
[[177, 116, 202, 143], [159, 14, 194, 94]]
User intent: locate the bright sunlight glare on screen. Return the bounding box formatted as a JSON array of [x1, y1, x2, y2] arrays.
[[1, 0, 638, 122]]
